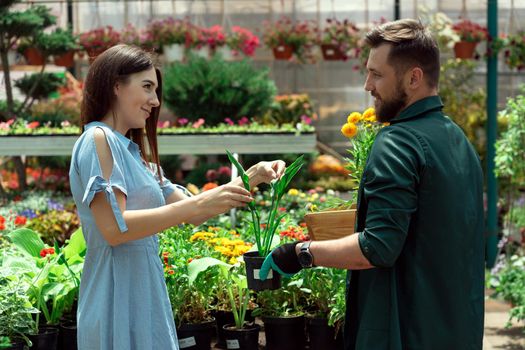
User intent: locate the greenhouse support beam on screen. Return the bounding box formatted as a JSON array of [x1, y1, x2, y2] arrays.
[[394, 0, 400, 20], [485, 0, 498, 268]]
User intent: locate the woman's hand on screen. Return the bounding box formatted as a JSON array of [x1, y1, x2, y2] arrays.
[[194, 183, 254, 219], [247, 160, 286, 187]]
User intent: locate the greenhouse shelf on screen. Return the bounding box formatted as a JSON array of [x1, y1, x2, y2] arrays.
[[0, 133, 317, 156]]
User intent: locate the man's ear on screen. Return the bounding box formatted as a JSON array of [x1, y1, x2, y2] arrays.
[[408, 67, 424, 90]]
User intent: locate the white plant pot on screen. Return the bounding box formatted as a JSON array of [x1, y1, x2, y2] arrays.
[[216, 46, 233, 60], [193, 46, 209, 58], [164, 44, 185, 62]]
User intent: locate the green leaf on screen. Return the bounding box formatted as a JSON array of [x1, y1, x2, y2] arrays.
[[188, 257, 231, 284], [226, 150, 250, 191], [7, 228, 45, 257], [61, 228, 86, 261]]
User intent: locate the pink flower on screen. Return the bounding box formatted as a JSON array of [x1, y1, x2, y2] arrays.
[[157, 120, 170, 128], [224, 118, 234, 126], [177, 118, 189, 126], [192, 118, 205, 128], [27, 121, 39, 129], [206, 169, 218, 182], [300, 115, 312, 125], [218, 166, 231, 177], [238, 117, 250, 126], [7, 119, 15, 125]]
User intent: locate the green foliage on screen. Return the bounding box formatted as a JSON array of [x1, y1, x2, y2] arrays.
[[495, 90, 525, 187], [227, 151, 305, 256], [27, 209, 80, 246], [253, 278, 308, 317], [0, 277, 38, 347], [0, 5, 55, 40], [163, 54, 277, 125], [261, 94, 317, 125], [35, 28, 79, 56], [440, 59, 487, 158], [14, 73, 65, 100], [490, 255, 525, 327]]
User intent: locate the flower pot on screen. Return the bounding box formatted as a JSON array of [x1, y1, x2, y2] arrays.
[[24, 48, 46, 65], [7, 50, 18, 65], [4, 339, 25, 350], [164, 43, 185, 62], [243, 251, 281, 291], [272, 45, 293, 60], [58, 320, 77, 350], [28, 326, 59, 350], [192, 46, 210, 58], [215, 46, 233, 60], [177, 318, 216, 350], [222, 323, 260, 350], [307, 317, 343, 350], [214, 310, 255, 348], [262, 314, 305, 350], [53, 51, 75, 67], [304, 209, 356, 241], [453, 41, 478, 59], [321, 44, 345, 61]]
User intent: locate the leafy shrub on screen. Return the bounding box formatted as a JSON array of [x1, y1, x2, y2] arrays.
[[27, 209, 80, 245], [14, 73, 65, 100], [163, 54, 276, 125]]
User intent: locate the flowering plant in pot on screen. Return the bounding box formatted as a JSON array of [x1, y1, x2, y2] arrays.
[[305, 107, 386, 241], [319, 18, 360, 61], [501, 31, 525, 71], [452, 19, 488, 59], [262, 16, 318, 63], [227, 150, 305, 290], [226, 26, 260, 57], [120, 23, 155, 50], [79, 25, 120, 62], [188, 257, 260, 349]]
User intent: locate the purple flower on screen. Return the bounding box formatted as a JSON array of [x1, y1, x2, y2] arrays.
[[177, 118, 189, 126], [47, 200, 64, 211], [19, 209, 38, 219]]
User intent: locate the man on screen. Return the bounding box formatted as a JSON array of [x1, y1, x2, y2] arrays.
[[260, 19, 485, 349]]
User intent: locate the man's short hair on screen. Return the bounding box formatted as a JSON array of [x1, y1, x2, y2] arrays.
[[365, 19, 440, 88]]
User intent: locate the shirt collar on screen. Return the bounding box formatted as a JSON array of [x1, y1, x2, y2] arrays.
[[389, 95, 444, 124], [84, 121, 139, 152]]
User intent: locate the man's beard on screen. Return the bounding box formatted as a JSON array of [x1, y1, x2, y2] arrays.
[[373, 80, 408, 123]]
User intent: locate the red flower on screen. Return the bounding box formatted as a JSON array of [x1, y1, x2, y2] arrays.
[[0, 216, 5, 224], [14, 216, 27, 226], [0, 223, 5, 231], [27, 121, 40, 129], [278, 207, 286, 212], [40, 247, 55, 258]]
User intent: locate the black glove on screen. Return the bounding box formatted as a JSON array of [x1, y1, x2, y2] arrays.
[[260, 242, 302, 280]]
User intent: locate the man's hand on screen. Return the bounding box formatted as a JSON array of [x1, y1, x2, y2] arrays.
[[259, 242, 302, 280]]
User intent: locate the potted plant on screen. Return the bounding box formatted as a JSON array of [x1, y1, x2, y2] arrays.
[[501, 31, 525, 71], [120, 23, 155, 51], [14, 72, 65, 102], [305, 107, 386, 241], [319, 18, 360, 61], [227, 150, 305, 290], [203, 25, 228, 58], [79, 25, 120, 63], [188, 258, 260, 349], [452, 19, 488, 59], [253, 278, 308, 350], [34, 28, 79, 67], [262, 16, 318, 63], [146, 17, 194, 61], [226, 26, 260, 57]]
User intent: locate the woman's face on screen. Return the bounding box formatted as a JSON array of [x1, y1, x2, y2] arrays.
[[112, 67, 159, 133]]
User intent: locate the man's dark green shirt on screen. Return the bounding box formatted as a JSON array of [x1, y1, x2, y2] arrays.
[[344, 96, 485, 349]]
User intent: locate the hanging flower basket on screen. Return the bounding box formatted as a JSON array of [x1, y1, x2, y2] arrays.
[[86, 48, 107, 64], [272, 44, 294, 60], [454, 41, 478, 59], [321, 44, 345, 61]]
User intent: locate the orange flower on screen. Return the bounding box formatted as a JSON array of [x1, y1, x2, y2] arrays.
[[362, 107, 376, 122], [347, 112, 362, 124], [202, 182, 219, 191], [341, 123, 358, 138], [14, 216, 27, 226]]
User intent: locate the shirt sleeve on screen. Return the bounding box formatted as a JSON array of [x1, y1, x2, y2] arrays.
[[357, 126, 426, 267], [147, 163, 193, 199], [77, 128, 129, 233]]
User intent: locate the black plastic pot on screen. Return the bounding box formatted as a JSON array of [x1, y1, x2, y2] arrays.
[[177, 318, 216, 350], [222, 323, 260, 350], [243, 251, 281, 291], [4, 339, 25, 350], [58, 320, 77, 350], [307, 317, 343, 350], [214, 311, 235, 349], [28, 326, 59, 350], [262, 314, 305, 350]]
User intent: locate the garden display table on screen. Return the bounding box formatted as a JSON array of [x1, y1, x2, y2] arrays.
[[0, 133, 316, 156]]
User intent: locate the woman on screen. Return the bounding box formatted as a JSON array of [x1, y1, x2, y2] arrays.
[[69, 44, 285, 349]]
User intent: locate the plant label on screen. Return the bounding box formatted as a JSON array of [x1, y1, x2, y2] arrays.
[[226, 339, 240, 349], [253, 268, 272, 280], [179, 336, 196, 348]]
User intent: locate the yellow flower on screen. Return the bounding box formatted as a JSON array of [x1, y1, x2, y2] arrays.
[[189, 231, 216, 242], [288, 188, 299, 196], [347, 112, 362, 124], [362, 107, 376, 121], [341, 123, 358, 138]]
